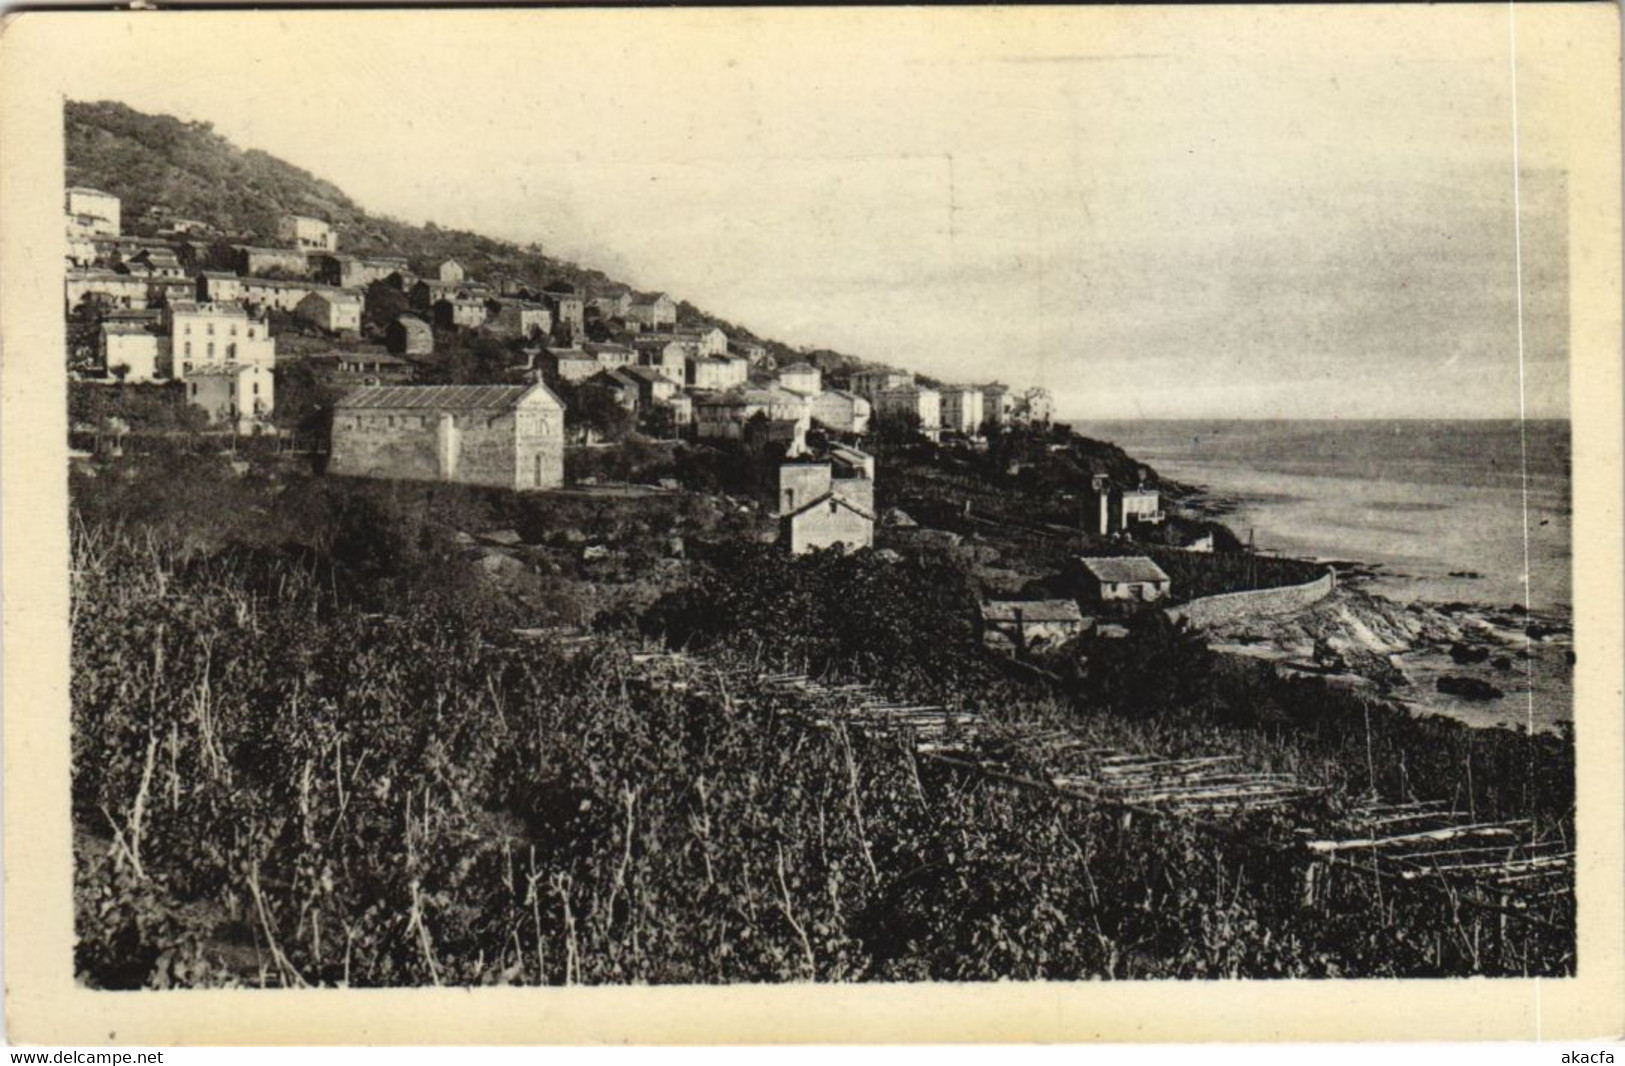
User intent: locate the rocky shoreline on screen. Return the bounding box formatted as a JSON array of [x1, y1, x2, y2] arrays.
[[1198, 584, 1573, 732], [1163, 484, 1573, 732]]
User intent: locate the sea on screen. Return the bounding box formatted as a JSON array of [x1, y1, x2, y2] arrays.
[[1072, 419, 1574, 731], [1075, 419, 1572, 612]]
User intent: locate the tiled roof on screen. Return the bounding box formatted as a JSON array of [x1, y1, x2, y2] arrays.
[[335, 384, 535, 411], [100, 321, 155, 336], [1079, 556, 1170, 584], [980, 600, 1086, 625]]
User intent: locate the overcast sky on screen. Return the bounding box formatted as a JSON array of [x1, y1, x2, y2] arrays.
[[56, 7, 1576, 419]]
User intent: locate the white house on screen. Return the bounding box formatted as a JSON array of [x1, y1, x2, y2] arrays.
[[875, 384, 941, 434], [627, 292, 677, 331], [185, 363, 274, 432], [277, 214, 337, 253], [850, 369, 913, 402], [809, 389, 872, 434], [1077, 556, 1171, 603], [98, 322, 161, 383], [776, 362, 822, 397], [939, 386, 986, 436], [687, 355, 749, 391], [167, 301, 275, 380], [438, 259, 467, 283]]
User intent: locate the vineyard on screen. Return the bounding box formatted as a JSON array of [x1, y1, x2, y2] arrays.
[[71, 460, 1576, 986]]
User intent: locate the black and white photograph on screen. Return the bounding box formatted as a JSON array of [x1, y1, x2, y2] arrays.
[[3, 1, 1622, 1045]]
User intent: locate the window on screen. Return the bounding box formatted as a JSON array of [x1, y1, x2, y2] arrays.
[[207, 343, 215, 358], [207, 323, 214, 336], [227, 343, 236, 358], [252, 381, 259, 396], [184, 342, 192, 357], [229, 324, 237, 336]]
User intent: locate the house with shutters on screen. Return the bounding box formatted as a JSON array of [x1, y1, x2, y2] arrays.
[[277, 215, 337, 252], [627, 291, 677, 331], [185, 363, 275, 433], [166, 301, 275, 380], [296, 289, 364, 334], [328, 383, 565, 491]]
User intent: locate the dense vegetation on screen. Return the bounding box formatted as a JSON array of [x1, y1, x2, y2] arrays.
[[69, 437, 1575, 988]]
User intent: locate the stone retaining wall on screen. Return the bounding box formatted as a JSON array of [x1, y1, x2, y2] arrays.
[[1166, 569, 1337, 628]]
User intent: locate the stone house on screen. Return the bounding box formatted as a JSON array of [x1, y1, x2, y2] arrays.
[[939, 386, 986, 436], [809, 389, 872, 434], [850, 369, 914, 402], [774, 452, 874, 519], [98, 322, 161, 383], [296, 289, 364, 334], [129, 247, 185, 278], [385, 315, 434, 357], [730, 339, 768, 365], [488, 299, 552, 340], [782, 492, 875, 555], [776, 362, 822, 397], [620, 364, 677, 403], [1014, 386, 1054, 424], [687, 355, 748, 391], [434, 296, 488, 330], [627, 292, 677, 331], [979, 600, 1089, 655], [1076, 556, 1171, 603], [315, 254, 409, 289], [981, 383, 1013, 426], [185, 363, 274, 432], [239, 277, 318, 314], [588, 284, 632, 319], [583, 341, 636, 370], [277, 215, 337, 253], [578, 368, 642, 413], [538, 349, 599, 384], [539, 287, 586, 338], [315, 351, 415, 386], [693, 387, 812, 441], [438, 259, 467, 284], [234, 245, 310, 278], [875, 384, 942, 434], [634, 339, 688, 384], [328, 383, 566, 491], [66, 269, 148, 312]]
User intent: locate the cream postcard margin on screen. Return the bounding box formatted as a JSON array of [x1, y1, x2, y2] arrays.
[[2, 4, 1621, 1045]]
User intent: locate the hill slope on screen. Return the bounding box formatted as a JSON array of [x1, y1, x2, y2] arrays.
[[65, 99, 887, 375]]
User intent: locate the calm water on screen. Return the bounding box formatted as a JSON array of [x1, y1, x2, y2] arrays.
[[1075, 419, 1572, 612]]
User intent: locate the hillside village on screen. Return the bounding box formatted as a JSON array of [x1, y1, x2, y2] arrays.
[[61, 101, 1578, 991], [66, 167, 1204, 614]]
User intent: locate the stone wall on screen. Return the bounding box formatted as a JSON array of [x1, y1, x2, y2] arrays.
[[1165, 569, 1337, 628]]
